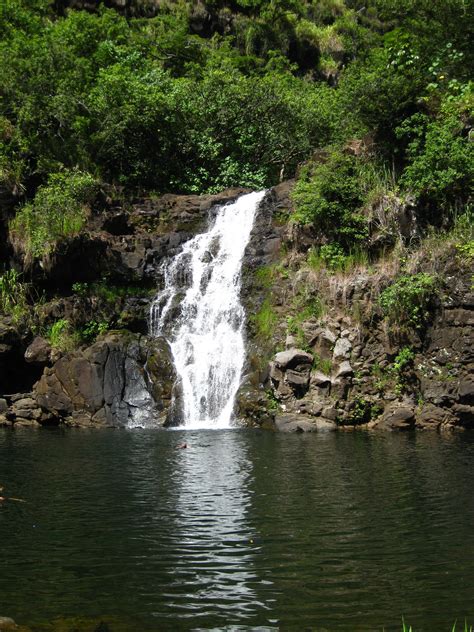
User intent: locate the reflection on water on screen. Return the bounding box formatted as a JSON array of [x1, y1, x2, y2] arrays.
[[0, 429, 473, 632]]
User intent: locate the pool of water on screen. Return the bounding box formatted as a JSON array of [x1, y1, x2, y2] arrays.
[[0, 428, 473, 631]]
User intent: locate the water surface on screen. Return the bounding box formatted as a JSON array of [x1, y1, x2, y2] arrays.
[[0, 429, 473, 631]]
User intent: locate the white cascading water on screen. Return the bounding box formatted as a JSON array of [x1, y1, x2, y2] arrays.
[[150, 191, 266, 429]]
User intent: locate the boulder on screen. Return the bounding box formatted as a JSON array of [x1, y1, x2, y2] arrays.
[[309, 327, 337, 357], [333, 337, 352, 362], [458, 379, 474, 403], [274, 348, 313, 370], [415, 404, 455, 430], [0, 415, 11, 427], [285, 369, 310, 388], [0, 616, 17, 630], [335, 361, 354, 379], [13, 418, 41, 428], [379, 405, 415, 431], [452, 404, 474, 428], [34, 332, 175, 427], [24, 337, 52, 364], [274, 413, 336, 433]]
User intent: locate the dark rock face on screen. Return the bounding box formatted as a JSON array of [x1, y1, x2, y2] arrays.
[[2, 183, 473, 434], [274, 413, 336, 433], [33, 332, 176, 427], [15, 188, 250, 290], [24, 337, 52, 365], [260, 261, 474, 432]]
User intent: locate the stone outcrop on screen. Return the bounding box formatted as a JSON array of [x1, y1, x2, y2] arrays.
[[1, 183, 473, 434], [254, 256, 474, 432], [31, 332, 175, 427]]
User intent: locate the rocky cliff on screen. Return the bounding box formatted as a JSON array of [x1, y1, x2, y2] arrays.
[[0, 184, 472, 431]]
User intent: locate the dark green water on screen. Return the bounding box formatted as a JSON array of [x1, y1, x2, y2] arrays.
[[0, 428, 473, 632]]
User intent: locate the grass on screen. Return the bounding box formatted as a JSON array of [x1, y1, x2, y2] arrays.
[[48, 319, 80, 353], [307, 244, 370, 274], [0, 269, 29, 324], [252, 297, 278, 340], [400, 622, 473, 632]]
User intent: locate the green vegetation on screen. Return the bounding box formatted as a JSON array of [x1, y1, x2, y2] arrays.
[[379, 273, 438, 330], [10, 171, 97, 259], [389, 346, 416, 394], [47, 316, 108, 351], [0, 0, 472, 357], [307, 243, 369, 272], [252, 297, 278, 340], [344, 396, 381, 425], [292, 149, 370, 247], [0, 269, 29, 323], [79, 319, 109, 343], [72, 281, 151, 302], [313, 353, 332, 376], [48, 318, 78, 352], [0, 0, 470, 221]]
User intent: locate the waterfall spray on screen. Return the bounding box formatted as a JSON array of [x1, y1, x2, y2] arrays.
[[150, 191, 265, 429]]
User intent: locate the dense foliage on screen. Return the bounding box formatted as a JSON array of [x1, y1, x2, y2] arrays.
[[0, 0, 472, 259]]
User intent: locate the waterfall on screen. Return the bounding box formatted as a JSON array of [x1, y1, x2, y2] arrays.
[[150, 191, 266, 429]]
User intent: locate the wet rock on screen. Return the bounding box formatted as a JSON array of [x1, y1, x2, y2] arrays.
[[0, 616, 17, 630], [322, 406, 338, 421], [34, 332, 174, 427], [24, 337, 52, 365], [236, 386, 275, 428], [274, 413, 336, 432], [415, 404, 455, 430], [379, 405, 415, 431], [14, 418, 41, 428], [0, 398, 7, 413], [452, 404, 474, 428], [458, 379, 474, 403], [0, 415, 11, 427], [146, 337, 177, 421]]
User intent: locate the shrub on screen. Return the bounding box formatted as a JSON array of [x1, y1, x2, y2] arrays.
[[0, 269, 29, 323], [79, 319, 108, 343], [379, 273, 438, 329], [48, 318, 79, 352], [10, 171, 97, 259], [292, 148, 371, 249], [397, 92, 474, 210], [345, 396, 380, 425], [390, 346, 415, 374]]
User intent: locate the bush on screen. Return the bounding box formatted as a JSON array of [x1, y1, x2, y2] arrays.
[[10, 171, 97, 259], [0, 269, 29, 323], [379, 273, 438, 329], [48, 318, 79, 352], [397, 91, 473, 211], [292, 148, 371, 248]]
